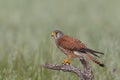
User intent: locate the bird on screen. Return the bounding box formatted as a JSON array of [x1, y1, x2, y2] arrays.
[[51, 30, 104, 67]]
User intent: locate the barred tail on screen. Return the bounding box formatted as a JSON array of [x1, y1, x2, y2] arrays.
[[82, 53, 105, 67]]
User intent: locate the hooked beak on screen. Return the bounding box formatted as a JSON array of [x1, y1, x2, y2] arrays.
[[51, 32, 56, 37]]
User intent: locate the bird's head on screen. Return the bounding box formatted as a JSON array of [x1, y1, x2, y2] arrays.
[[51, 30, 64, 39]]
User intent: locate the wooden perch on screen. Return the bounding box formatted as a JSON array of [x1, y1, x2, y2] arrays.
[[43, 56, 94, 80], [43, 63, 85, 79]]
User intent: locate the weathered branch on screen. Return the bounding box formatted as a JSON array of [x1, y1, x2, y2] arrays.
[[43, 56, 94, 80], [43, 63, 85, 80]]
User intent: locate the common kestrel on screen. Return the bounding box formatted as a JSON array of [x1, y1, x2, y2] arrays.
[[51, 30, 104, 67]]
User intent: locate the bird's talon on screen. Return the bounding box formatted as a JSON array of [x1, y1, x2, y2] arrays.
[[62, 59, 71, 65]]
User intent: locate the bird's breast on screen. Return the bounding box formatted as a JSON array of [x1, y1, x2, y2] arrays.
[[59, 46, 72, 55]]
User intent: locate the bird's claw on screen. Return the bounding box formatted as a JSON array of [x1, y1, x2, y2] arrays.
[[62, 59, 71, 65]]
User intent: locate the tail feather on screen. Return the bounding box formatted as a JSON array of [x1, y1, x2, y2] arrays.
[[82, 53, 105, 67]]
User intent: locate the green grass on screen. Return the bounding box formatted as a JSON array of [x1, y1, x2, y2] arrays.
[[0, 0, 120, 80]]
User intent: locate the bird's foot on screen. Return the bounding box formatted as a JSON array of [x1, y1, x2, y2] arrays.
[[62, 59, 71, 65]]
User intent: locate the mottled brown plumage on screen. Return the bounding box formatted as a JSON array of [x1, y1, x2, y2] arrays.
[[57, 34, 86, 50], [51, 30, 104, 67]]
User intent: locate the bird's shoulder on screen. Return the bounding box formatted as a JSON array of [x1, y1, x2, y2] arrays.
[[57, 34, 86, 50]]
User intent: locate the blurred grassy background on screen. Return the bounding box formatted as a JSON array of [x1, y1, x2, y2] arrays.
[[0, 0, 120, 80]]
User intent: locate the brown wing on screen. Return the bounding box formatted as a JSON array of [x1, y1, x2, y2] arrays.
[[57, 34, 104, 58], [57, 34, 86, 50]]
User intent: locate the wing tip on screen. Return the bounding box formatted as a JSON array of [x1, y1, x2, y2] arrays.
[[87, 48, 104, 55]]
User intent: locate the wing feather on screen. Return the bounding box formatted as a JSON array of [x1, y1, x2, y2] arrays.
[[57, 35, 104, 57], [57, 35, 86, 50]]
